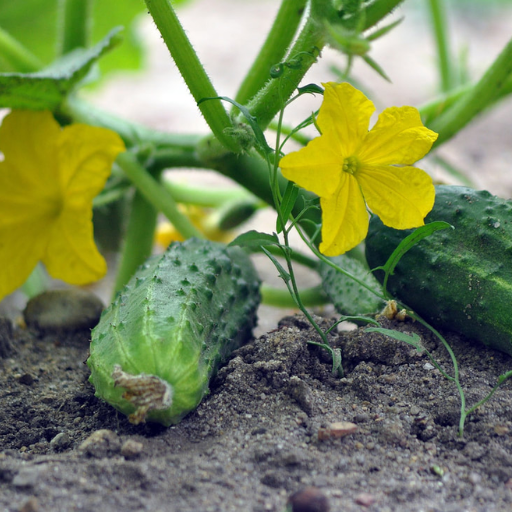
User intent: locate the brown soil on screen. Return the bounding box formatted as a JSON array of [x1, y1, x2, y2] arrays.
[[2, 312, 512, 512]]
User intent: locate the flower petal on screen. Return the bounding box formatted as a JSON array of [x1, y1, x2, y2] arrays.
[[57, 124, 126, 206], [358, 165, 435, 229], [280, 130, 343, 198], [43, 207, 107, 285], [0, 218, 50, 300], [358, 106, 438, 166], [319, 173, 369, 256], [317, 82, 375, 155], [0, 110, 61, 194], [0, 163, 61, 231]]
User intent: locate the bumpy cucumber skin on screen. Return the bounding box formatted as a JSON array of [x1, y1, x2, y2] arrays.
[[87, 238, 261, 426], [319, 254, 384, 317], [366, 185, 512, 356]]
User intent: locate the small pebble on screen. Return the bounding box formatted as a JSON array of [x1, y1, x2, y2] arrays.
[[50, 432, 71, 450], [355, 493, 376, 507], [78, 429, 121, 458], [494, 424, 509, 436], [17, 373, 35, 385], [468, 472, 482, 485], [121, 439, 144, 459], [18, 497, 39, 512], [317, 421, 357, 441], [24, 288, 104, 332], [287, 486, 329, 512]]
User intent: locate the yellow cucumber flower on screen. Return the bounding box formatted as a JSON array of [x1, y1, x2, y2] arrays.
[[0, 110, 125, 300], [155, 205, 232, 249], [279, 82, 438, 256]]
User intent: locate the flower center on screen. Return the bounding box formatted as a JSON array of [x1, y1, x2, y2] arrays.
[[342, 156, 359, 175]]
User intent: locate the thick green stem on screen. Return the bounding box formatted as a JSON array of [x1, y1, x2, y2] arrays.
[[146, 148, 205, 173], [234, 0, 307, 107], [243, 0, 332, 130], [62, 96, 202, 151], [419, 73, 512, 127], [198, 139, 321, 232], [144, 0, 239, 152], [116, 152, 204, 239], [429, 36, 512, 147], [243, 0, 404, 130], [261, 284, 328, 307], [112, 190, 158, 296], [21, 264, 49, 299], [161, 179, 256, 207], [0, 27, 43, 72], [58, 0, 91, 54], [427, 0, 454, 92]]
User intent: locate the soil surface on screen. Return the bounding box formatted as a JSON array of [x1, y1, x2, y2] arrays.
[[2, 312, 512, 512]]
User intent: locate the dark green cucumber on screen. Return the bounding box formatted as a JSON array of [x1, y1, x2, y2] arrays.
[[366, 185, 512, 356], [319, 254, 384, 317], [87, 238, 261, 426]]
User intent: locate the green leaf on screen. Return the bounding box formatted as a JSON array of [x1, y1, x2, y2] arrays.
[[0, 0, 192, 77], [365, 327, 423, 352], [366, 18, 403, 42], [228, 230, 279, 249], [362, 54, 391, 82], [0, 28, 122, 109], [297, 83, 324, 96], [261, 246, 291, 283], [0, 0, 55, 71], [0, 0, 187, 77], [276, 181, 299, 234]]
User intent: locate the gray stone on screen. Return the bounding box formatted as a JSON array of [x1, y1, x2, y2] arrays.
[[24, 288, 104, 332]]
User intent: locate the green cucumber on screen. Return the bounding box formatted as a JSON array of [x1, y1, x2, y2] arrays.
[[87, 238, 261, 426], [365, 185, 512, 356], [319, 254, 384, 317]]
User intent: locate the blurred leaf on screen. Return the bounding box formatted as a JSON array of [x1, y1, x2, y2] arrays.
[[365, 327, 423, 351], [0, 0, 193, 77], [276, 181, 299, 233], [229, 230, 279, 249], [0, 28, 122, 109], [362, 54, 390, 81]]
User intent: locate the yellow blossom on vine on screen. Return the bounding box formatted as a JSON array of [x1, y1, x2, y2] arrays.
[[279, 82, 438, 256], [0, 110, 125, 300], [155, 205, 232, 248]]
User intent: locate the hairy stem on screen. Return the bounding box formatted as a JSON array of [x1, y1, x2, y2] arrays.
[[235, 0, 307, 107], [58, 0, 92, 54], [430, 36, 512, 147], [144, 0, 239, 152], [116, 152, 204, 240]]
